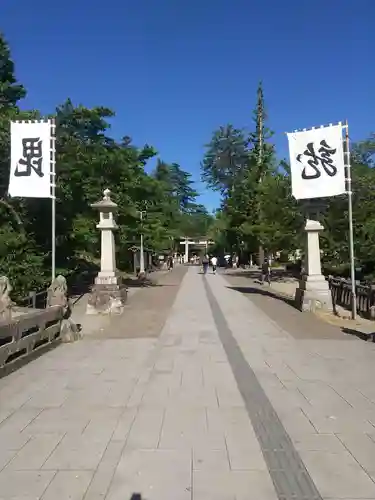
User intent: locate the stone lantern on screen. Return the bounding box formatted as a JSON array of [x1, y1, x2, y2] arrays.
[[86, 189, 127, 315], [294, 199, 333, 312]]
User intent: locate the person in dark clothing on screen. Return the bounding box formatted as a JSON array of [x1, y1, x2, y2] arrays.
[[167, 256, 174, 270], [261, 259, 271, 285], [202, 255, 209, 275]]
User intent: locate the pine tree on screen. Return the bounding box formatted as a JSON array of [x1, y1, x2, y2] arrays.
[[248, 81, 275, 263], [0, 33, 26, 108]]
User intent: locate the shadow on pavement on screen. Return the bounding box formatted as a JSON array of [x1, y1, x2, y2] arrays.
[[227, 285, 298, 310], [228, 268, 299, 282], [341, 327, 375, 342], [123, 280, 159, 288], [122, 275, 170, 288]]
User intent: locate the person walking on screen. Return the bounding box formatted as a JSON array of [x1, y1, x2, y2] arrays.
[[202, 255, 209, 275], [261, 258, 271, 285], [211, 255, 218, 274], [167, 255, 174, 271]]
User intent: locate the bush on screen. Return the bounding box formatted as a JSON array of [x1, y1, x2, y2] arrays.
[[285, 260, 302, 276], [322, 263, 351, 278], [0, 228, 48, 300]]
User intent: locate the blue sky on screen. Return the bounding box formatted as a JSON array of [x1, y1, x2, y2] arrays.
[[2, 0, 374, 210]]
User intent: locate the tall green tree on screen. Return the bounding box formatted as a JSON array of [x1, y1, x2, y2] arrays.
[[0, 33, 26, 110], [201, 83, 277, 261], [0, 33, 46, 295], [201, 125, 249, 196], [201, 83, 302, 263], [0, 34, 214, 297]]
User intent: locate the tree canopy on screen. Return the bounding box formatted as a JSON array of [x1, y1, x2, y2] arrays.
[[201, 83, 375, 276], [0, 33, 213, 298]]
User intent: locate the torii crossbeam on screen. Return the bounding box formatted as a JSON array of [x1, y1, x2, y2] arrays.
[[179, 237, 214, 262]]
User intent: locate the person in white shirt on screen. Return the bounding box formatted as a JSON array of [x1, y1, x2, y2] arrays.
[[211, 256, 218, 274]]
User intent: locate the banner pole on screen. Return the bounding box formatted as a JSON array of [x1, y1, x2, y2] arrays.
[[50, 118, 56, 282], [344, 120, 356, 319]]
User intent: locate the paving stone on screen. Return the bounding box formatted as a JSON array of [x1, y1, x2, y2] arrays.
[[193, 448, 230, 471], [330, 384, 375, 414], [88, 265, 188, 340], [111, 408, 137, 441], [302, 406, 375, 434], [9, 265, 375, 499], [204, 273, 320, 500], [261, 386, 312, 414], [216, 386, 246, 408], [84, 440, 125, 500], [0, 389, 35, 410], [225, 432, 268, 471], [24, 408, 90, 434], [23, 388, 71, 409], [278, 408, 318, 436], [0, 449, 18, 471], [82, 408, 123, 443], [300, 449, 375, 498], [193, 470, 278, 500], [222, 271, 348, 341], [207, 407, 254, 436], [139, 382, 170, 408], [337, 433, 375, 474], [8, 433, 64, 470], [126, 408, 164, 449], [0, 431, 31, 451], [0, 409, 15, 425], [0, 408, 41, 434], [42, 434, 108, 470], [181, 363, 204, 387], [0, 470, 56, 499], [167, 386, 219, 409], [296, 380, 353, 413], [42, 470, 93, 500], [107, 449, 191, 500], [292, 433, 347, 453], [61, 383, 125, 409], [158, 408, 208, 449], [192, 470, 236, 500], [126, 382, 147, 408]]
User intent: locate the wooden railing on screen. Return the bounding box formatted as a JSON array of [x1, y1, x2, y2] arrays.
[[17, 290, 48, 309], [329, 277, 375, 319], [0, 306, 63, 369]]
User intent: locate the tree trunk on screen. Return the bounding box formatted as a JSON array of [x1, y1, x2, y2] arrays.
[[258, 245, 264, 266]]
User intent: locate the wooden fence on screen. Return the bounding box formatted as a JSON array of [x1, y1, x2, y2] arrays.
[[0, 306, 63, 369], [329, 277, 375, 319]]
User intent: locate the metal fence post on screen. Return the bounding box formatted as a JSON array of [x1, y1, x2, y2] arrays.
[[29, 291, 36, 309]]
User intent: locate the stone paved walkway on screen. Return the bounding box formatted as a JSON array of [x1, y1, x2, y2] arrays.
[[1, 267, 375, 499]]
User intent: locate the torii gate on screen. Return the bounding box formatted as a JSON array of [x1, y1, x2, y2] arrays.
[[179, 237, 214, 262]]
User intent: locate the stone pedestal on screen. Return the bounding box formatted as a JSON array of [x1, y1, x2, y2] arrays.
[[47, 275, 81, 341], [86, 189, 127, 316], [87, 282, 127, 315], [0, 276, 13, 322], [294, 219, 333, 312]]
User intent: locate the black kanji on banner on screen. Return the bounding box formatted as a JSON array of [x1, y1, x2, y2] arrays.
[[296, 140, 337, 180], [15, 137, 44, 177]]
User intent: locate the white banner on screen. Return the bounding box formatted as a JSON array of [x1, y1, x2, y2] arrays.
[[9, 120, 52, 198], [287, 124, 346, 200]]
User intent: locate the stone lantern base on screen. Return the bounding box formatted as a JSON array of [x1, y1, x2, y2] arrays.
[[86, 274, 127, 315], [295, 275, 333, 312], [294, 217, 333, 313]]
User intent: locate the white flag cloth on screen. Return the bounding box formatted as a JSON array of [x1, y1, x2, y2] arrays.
[[9, 121, 52, 198], [287, 125, 346, 200]]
